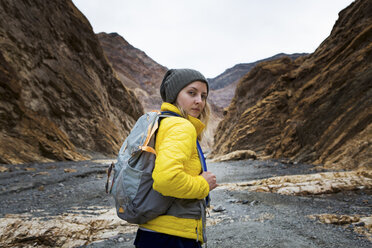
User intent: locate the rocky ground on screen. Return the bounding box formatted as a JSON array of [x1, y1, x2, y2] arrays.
[[0, 159, 371, 248]]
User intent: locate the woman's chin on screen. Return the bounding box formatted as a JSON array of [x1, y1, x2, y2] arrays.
[[189, 113, 200, 118]]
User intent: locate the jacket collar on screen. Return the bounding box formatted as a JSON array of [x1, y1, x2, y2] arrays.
[[160, 102, 205, 136]]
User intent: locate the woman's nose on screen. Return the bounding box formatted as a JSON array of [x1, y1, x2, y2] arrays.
[[195, 95, 202, 103]]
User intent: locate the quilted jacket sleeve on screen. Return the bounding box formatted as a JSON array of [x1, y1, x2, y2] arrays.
[[152, 118, 209, 200]]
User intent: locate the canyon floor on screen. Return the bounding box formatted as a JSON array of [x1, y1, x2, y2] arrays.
[[0, 158, 371, 248]]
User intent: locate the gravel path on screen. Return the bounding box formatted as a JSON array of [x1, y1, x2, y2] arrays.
[[0, 159, 371, 247]]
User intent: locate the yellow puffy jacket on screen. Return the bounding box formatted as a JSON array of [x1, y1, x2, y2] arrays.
[[140, 102, 209, 242]]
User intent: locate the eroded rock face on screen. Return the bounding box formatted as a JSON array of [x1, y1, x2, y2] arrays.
[[212, 150, 257, 162], [97, 32, 167, 111], [222, 170, 372, 195], [0, 0, 143, 164], [208, 53, 306, 109], [212, 0, 372, 169], [212, 56, 303, 158], [0, 208, 137, 248]]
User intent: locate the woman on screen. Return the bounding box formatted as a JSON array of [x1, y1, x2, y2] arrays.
[[134, 69, 218, 248]]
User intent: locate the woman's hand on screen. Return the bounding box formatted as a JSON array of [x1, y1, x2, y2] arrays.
[[201, 171, 218, 191]]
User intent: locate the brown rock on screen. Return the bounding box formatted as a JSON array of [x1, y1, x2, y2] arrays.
[[308, 214, 372, 241], [0, 0, 143, 164], [64, 168, 77, 173], [208, 53, 306, 109], [0, 209, 137, 247], [97, 32, 167, 111], [212, 150, 257, 162], [212, 0, 372, 170], [223, 170, 372, 196], [212, 56, 302, 157]]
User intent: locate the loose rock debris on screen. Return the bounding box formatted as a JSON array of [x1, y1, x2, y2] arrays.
[[212, 205, 226, 212], [64, 168, 77, 173], [0, 207, 137, 248], [220, 169, 372, 242], [212, 150, 257, 162], [308, 214, 372, 241], [0, 205, 235, 248], [220, 170, 372, 195]]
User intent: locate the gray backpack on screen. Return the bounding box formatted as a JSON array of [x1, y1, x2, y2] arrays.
[[105, 111, 177, 224]]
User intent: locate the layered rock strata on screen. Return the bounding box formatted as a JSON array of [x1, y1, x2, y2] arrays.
[[97, 32, 167, 111], [208, 53, 306, 109], [0, 0, 143, 164], [212, 0, 372, 169]]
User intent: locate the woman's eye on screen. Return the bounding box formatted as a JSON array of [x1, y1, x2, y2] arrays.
[[188, 91, 196, 96]]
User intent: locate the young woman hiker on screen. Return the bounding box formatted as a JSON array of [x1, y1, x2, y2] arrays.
[[134, 68, 218, 248]]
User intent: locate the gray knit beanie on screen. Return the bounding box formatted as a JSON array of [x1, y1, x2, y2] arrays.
[[160, 68, 209, 103]]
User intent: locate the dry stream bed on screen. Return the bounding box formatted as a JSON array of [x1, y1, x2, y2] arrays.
[[0, 159, 371, 247]]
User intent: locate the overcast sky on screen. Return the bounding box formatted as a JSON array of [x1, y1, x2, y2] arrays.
[[72, 0, 354, 78]]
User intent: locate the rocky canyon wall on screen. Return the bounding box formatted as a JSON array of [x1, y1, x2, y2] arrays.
[[97, 32, 167, 111], [0, 0, 143, 164], [208, 53, 306, 109], [212, 0, 372, 170]]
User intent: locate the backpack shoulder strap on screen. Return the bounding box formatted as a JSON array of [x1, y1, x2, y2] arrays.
[[139, 112, 161, 155], [158, 111, 181, 118]]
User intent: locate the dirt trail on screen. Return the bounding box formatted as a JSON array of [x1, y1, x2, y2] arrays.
[[0, 159, 371, 248]]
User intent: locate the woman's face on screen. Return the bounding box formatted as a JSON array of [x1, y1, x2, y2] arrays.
[[175, 81, 208, 118]]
